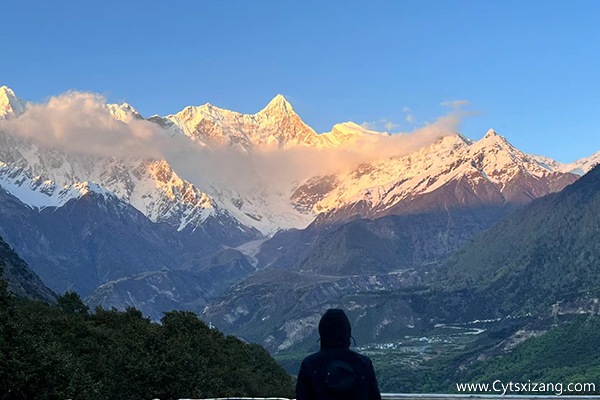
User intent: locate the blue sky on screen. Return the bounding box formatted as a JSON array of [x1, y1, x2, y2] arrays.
[[2, 1, 599, 162]]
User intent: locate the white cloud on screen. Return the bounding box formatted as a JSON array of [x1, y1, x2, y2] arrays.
[[360, 121, 376, 130], [441, 99, 470, 109], [384, 121, 401, 131], [359, 118, 402, 133], [0, 91, 165, 159]]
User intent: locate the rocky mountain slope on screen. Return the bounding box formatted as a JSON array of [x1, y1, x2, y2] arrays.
[[437, 163, 600, 317], [201, 268, 423, 352], [0, 234, 55, 302], [87, 249, 256, 321], [0, 186, 253, 297], [201, 207, 509, 351]]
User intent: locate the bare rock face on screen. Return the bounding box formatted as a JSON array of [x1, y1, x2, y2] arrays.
[[290, 174, 339, 214]]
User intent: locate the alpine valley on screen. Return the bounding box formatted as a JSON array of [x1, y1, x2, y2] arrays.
[[1, 84, 600, 360]]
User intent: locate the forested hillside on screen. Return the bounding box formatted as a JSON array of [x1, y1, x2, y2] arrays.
[[0, 277, 293, 400], [438, 163, 600, 317]]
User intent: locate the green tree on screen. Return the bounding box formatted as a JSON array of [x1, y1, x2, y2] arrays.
[[0, 278, 294, 400], [57, 291, 89, 315]]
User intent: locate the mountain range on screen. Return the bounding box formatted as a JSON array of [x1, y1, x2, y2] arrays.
[[204, 164, 600, 352], [1, 85, 599, 351]]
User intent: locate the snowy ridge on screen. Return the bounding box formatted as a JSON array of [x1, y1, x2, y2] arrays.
[[307, 129, 576, 216], [0, 132, 231, 231], [159, 94, 365, 150], [206, 182, 314, 236], [566, 152, 600, 175], [0, 162, 115, 209], [530, 152, 600, 176], [528, 154, 567, 173], [320, 121, 391, 146], [127, 160, 218, 231]]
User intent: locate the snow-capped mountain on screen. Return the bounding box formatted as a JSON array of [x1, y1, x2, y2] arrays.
[[567, 152, 600, 175], [0, 86, 28, 119], [0, 88, 315, 236], [0, 87, 262, 235], [203, 182, 314, 236], [293, 129, 578, 223], [152, 94, 378, 150], [531, 152, 600, 176], [2, 84, 596, 330], [0, 131, 255, 235], [0, 86, 589, 237], [0, 164, 114, 210], [106, 102, 143, 122], [319, 121, 391, 146], [146, 97, 390, 234]]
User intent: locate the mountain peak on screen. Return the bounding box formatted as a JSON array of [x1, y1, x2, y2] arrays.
[[0, 86, 19, 105], [478, 128, 512, 147], [106, 102, 142, 121], [120, 102, 135, 110], [0, 85, 27, 119], [269, 94, 291, 107], [258, 94, 294, 115], [0, 85, 14, 96], [484, 128, 499, 138]]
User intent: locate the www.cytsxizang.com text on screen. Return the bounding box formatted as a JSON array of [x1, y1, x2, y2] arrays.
[[456, 380, 596, 395]]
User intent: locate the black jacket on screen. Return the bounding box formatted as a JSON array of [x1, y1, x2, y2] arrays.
[[296, 347, 381, 400]]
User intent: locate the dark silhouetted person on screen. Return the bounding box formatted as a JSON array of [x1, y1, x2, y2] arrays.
[[296, 309, 381, 400]]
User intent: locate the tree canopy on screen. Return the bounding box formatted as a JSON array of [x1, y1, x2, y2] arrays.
[[0, 278, 294, 400]]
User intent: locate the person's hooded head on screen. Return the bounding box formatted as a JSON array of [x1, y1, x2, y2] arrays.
[[318, 308, 352, 349]]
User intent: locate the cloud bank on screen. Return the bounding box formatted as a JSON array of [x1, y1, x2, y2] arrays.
[[0, 91, 465, 193], [0, 91, 165, 159]]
